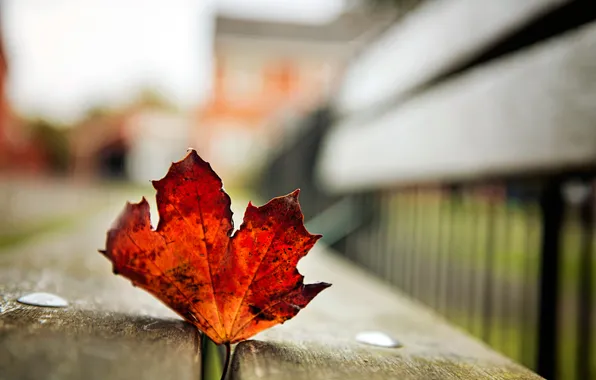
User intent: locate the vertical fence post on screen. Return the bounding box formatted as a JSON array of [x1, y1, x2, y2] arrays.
[[521, 185, 540, 369], [576, 180, 594, 380], [481, 188, 496, 343], [536, 179, 564, 379], [445, 185, 461, 320], [438, 185, 453, 316], [403, 189, 416, 296]]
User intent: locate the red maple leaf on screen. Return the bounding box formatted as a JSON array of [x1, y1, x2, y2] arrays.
[[101, 150, 330, 345]]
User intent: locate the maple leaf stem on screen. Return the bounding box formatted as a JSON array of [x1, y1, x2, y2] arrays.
[[221, 342, 231, 380]]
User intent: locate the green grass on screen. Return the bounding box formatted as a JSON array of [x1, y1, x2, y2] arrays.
[[0, 216, 77, 249], [0, 181, 165, 251], [373, 191, 595, 379], [0, 204, 104, 250]]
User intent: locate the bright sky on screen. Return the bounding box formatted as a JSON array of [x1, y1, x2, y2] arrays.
[[1, 0, 345, 124]]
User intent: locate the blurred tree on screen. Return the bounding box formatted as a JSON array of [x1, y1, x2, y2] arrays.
[[134, 87, 178, 112], [82, 106, 112, 122], [79, 86, 177, 125], [27, 119, 71, 174]]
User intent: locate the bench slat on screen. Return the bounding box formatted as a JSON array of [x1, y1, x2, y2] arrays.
[[318, 20, 596, 192], [335, 0, 568, 115]]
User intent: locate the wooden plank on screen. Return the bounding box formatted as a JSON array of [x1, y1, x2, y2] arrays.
[[230, 247, 542, 380], [0, 207, 201, 380], [335, 0, 568, 115], [317, 21, 596, 192], [0, 188, 542, 379]]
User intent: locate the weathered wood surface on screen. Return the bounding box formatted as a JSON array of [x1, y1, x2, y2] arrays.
[[0, 192, 542, 380], [318, 20, 596, 192], [0, 206, 201, 380], [335, 0, 567, 114], [231, 248, 543, 380]]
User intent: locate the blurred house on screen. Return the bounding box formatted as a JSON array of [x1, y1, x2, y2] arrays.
[[0, 25, 46, 174], [69, 101, 191, 183], [125, 109, 191, 184], [69, 109, 133, 180], [194, 10, 382, 185]]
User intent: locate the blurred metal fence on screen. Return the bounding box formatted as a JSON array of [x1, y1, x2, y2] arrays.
[[259, 111, 595, 380]]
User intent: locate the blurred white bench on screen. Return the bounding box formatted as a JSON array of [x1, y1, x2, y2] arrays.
[[317, 0, 595, 190]]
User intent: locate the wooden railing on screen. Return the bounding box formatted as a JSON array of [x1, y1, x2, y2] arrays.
[[0, 183, 542, 380]]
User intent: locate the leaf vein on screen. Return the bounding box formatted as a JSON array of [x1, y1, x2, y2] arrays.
[[229, 225, 279, 336], [125, 232, 224, 342]]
